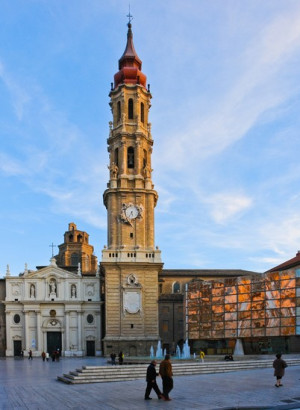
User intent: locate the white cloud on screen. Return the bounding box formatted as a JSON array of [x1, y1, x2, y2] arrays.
[[201, 192, 253, 224], [0, 58, 108, 232], [0, 60, 31, 120], [259, 214, 300, 255], [249, 256, 285, 267], [155, 4, 300, 174], [0, 153, 28, 176]]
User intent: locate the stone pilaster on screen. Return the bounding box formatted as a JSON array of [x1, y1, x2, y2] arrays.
[[77, 311, 82, 352], [24, 311, 29, 351], [65, 311, 70, 352], [36, 310, 41, 351]]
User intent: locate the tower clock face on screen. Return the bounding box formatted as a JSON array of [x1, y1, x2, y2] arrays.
[[125, 205, 139, 219]]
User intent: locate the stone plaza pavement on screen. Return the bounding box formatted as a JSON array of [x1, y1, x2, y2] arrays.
[[0, 357, 300, 410]]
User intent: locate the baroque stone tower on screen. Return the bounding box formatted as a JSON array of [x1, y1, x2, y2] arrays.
[[55, 223, 98, 275], [101, 22, 163, 356]]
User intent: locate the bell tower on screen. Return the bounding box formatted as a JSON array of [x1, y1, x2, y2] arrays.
[[101, 22, 163, 356]]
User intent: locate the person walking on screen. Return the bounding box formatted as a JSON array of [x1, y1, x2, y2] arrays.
[[110, 352, 116, 365], [159, 354, 173, 401], [200, 350, 205, 363], [118, 351, 124, 365], [144, 360, 162, 400], [46, 352, 49, 362], [41, 351, 46, 361], [28, 350, 33, 360], [273, 353, 287, 387]]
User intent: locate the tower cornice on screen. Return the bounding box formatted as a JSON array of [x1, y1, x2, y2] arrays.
[[107, 131, 153, 146], [109, 83, 151, 99], [103, 187, 158, 208]]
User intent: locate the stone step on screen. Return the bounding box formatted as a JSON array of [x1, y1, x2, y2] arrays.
[[57, 358, 300, 384]]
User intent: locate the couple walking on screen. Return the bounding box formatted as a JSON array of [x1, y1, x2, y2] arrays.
[[145, 354, 173, 401]]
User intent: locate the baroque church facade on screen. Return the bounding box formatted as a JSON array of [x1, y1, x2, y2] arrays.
[[3, 223, 102, 357]]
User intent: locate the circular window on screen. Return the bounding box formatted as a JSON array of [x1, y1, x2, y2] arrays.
[[14, 314, 21, 324], [87, 314, 94, 324]]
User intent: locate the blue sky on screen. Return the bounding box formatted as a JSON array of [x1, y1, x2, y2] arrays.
[[1, 0, 300, 277]]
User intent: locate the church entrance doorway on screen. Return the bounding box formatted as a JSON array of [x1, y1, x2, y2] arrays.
[[47, 332, 62, 356], [13, 340, 22, 356], [86, 341, 95, 356]]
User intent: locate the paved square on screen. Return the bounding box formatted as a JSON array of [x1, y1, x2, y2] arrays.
[[1, 357, 300, 409]]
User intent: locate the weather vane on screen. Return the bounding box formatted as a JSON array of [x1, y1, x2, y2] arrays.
[[127, 4, 133, 24], [49, 242, 57, 257]]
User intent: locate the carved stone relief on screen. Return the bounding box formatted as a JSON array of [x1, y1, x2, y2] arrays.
[[11, 283, 21, 296], [123, 291, 141, 314], [123, 274, 142, 314], [86, 283, 95, 297]]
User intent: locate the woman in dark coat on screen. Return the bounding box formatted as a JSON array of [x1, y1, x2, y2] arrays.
[[273, 353, 287, 387], [159, 354, 173, 401]]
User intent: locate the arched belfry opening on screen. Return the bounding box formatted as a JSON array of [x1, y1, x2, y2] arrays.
[[127, 147, 134, 169], [128, 98, 134, 119], [114, 148, 119, 167]]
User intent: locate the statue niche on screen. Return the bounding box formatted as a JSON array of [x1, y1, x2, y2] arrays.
[[49, 279, 57, 296], [71, 284, 77, 299], [30, 284, 35, 299]]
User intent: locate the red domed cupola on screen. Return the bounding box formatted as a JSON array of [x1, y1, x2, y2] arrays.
[[114, 23, 147, 89]]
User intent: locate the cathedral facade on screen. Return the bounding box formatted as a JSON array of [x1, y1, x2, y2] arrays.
[[3, 224, 102, 357]]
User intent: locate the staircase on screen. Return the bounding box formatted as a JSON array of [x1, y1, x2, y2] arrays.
[[57, 358, 300, 384]]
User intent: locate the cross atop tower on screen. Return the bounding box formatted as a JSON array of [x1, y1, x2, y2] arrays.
[[127, 5, 133, 24], [49, 242, 56, 257]]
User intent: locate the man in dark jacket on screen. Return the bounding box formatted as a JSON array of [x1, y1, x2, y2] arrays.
[[144, 360, 162, 400]]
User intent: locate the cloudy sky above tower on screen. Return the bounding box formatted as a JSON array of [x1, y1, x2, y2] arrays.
[[1, 0, 300, 276]]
